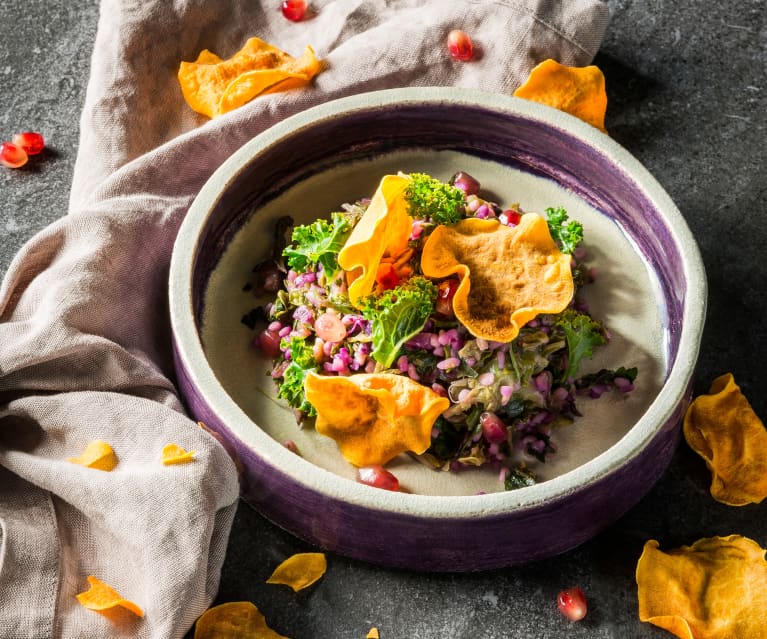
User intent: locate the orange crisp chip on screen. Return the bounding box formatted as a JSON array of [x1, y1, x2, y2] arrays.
[[304, 372, 450, 467], [420, 214, 573, 342], [337, 174, 413, 306], [636, 535, 767, 639], [367, 628, 380, 639], [76, 575, 144, 618], [513, 58, 607, 132], [161, 443, 196, 466], [683, 373, 767, 506], [194, 601, 290, 639], [266, 552, 327, 592], [67, 440, 118, 472], [178, 37, 322, 118]]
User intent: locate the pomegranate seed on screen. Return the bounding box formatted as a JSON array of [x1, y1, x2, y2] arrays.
[[500, 209, 522, 226], [314, 312, 347, 343], [283, 439, 298, 453], [557, 587, 588, 622], [480, 411, 508, 444], [447, 29, 474, 62], [12, 131, 45, 155], [357, 465, 400, 491], [281, 0, 307, 21], [0, 142, 28, 169], [256, 328, 282, 358]]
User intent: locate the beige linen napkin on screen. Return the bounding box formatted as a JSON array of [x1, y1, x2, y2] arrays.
[[0, 1, 609, 637]]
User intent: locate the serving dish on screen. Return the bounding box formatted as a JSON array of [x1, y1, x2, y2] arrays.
[[168, 87, 706, 571]]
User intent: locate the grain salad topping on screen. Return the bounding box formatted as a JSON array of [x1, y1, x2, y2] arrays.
[[244, 171, 637, 490]]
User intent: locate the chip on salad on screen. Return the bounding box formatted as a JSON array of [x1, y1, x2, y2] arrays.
[[683, 373, 767, 505], [178, 37, 321, 118], [513, 58, 608, 133], [636, 535, 767, 639], [420, 214, 574, 342], [337, 174, 413, 305], [304, 372, 450, 467]]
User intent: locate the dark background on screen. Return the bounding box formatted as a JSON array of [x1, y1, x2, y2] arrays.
[[1, 1, 765, 637]]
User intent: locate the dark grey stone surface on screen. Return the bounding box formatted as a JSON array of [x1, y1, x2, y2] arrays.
[[1, 1, 765, 638]]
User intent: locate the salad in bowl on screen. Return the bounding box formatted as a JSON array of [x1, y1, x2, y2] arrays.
[[245, 170, 637, 491]]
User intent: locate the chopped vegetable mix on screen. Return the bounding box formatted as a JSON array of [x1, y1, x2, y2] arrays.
[[248, 171, 636, 488]]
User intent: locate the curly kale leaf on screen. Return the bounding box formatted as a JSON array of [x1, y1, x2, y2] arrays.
[[283, 212, 352, 275], [404, 173, 465, 225], [555, 309, 608, 383], [545, 206, 584, 254], [360, 276, 437, 368], [276, 336, 317, 417]]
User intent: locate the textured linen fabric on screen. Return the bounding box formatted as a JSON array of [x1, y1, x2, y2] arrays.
[[0, 1, 610, 637]]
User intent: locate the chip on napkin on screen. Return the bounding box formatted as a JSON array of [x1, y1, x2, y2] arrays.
[[179, 37, 322, 118], [76, 575, 144, 617], [513, 58, 607, 132], [683, 373, 767, 505], [636, 535, 767, 639]]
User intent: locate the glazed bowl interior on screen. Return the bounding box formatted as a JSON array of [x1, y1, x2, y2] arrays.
[[169, 88, 705, 569]]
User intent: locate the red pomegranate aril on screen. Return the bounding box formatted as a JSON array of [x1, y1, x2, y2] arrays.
[[0, 142, 28, 169], [257, 328, 282, 358], [480, 411, 508, 444], [357, 465, 400, 491], [314, 312, 347, 343], [281, 0, 307, 21], [557, 587, 588, 621], [500, 209, 522, 226], [12, 131, 45, 155], [447, 29, 474, 61]]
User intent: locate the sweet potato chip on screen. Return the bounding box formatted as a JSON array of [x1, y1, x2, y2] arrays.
[[420, 214, 573, 342], [67, 440, 118, 471], [265, 552, 327, 592], [178, 37, 321, 118], [683, 373, 767, 506], [367, 628, 380, 639], [76, 575, 144, 617], [513, 58, 607, 132], [304, 372, 450, 466], [636, 535, 767, 639], [161, 442, 197, 466], [337, 174, 413, 306], [194, 601, 290, 639]]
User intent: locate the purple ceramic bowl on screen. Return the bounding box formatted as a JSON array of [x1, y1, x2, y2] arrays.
[[169, 88, 706, 571]]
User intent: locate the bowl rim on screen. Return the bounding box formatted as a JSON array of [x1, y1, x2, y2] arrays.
[[169, 86, 707, 519]]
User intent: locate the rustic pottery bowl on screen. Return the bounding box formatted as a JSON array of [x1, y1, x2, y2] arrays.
[[169, 87, 706, 571]]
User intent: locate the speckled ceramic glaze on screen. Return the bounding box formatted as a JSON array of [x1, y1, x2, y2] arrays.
[[169, 88, 706, 571]]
